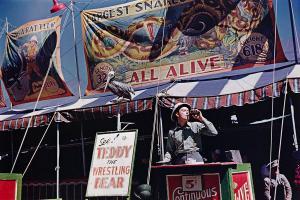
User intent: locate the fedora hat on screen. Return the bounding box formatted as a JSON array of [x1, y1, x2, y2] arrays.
[[266, 159, 279, 168], [171, 102, 191, 121]]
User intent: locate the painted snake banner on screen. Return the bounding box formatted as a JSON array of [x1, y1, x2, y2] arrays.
[[81, 0, 286, 95]]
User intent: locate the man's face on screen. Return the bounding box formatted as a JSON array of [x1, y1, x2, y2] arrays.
[[271, 167, 279, 176], [176, 106, 190, 122]]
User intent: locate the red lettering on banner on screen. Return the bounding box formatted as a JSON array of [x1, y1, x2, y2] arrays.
[[210, 56, 222, 69], [179, 63, 188, 75], [166, 66, 177, 78], [96, 147, 107, 159], [191, 61, 196, 73], [124, 145, 132, 158], [141, 71, 148, 82], [117, 177, 124, 188], [94, 177, 124, 189], [131, 69, 158, 83], [150, 68, 158, 80], [129, 55, 225, 84], [93, 166, 131, 176], [197, 59, 209, 71], [131, 72, 139, 83], [97, 145, 133, 159]]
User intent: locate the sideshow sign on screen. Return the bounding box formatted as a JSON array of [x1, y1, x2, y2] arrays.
[[232, 171, 254, 200], [0, 173, 22, 200], [86, 130, 138, 197], [166, 173, 222, 200]]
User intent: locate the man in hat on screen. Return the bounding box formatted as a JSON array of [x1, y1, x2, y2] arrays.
[[263, 159, 292, 200], [158, 102, 218, 164]]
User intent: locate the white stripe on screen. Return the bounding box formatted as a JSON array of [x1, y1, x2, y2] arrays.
[[132, 89, 146, 98], [220, 73, 263, 95], [287, 64, 300, 78], [0, 113, 15, 121], [292, 79, 299, 93], [167, 82, 199, 96], [57, 98, 98, 111]]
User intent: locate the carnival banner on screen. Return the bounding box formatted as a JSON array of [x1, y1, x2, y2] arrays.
[[1, 16, 73, 105], [0, 87, 6, 108], [86, 130, 138, 197], [81, 0, 286, 95]]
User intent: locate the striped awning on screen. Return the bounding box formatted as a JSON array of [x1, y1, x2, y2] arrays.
[[0, 97, 153, 131], [161, 81, 285, 110], [0, 62, 299, 131], [159, 63, 296, 109]]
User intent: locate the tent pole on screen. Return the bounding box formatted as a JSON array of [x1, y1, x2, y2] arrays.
[[70, 0, 82, 98], [159, 105, 165, 160], [80, 122, 86, 177], [117, 104, 121, 131], [289, 95, 299, 151], [288, 0, 299, 63], [5, 17, 8, 32], [147, 97, 159, 185], [5, 18, 13, 110], [56, 114, 61, 199], [10, 132, 14, 167]]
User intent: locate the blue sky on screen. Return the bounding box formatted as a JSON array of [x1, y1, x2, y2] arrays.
[[0, 0, 299, 106]]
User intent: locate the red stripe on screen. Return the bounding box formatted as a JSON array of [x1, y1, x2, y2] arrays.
[[244, 91, 251, 104], [23, 118, 29, 129], [111, 104, 118, 114], [43, 115, 48, 125], [8, 120, 13, 130], [137, 100, 144, 112], [219, 95, 227, 108], [289, 79, 295, 91], [119, 103, 127, 115], [147, 99, 153, 109], [3, 121, 9, 131], [102, 106, 109, 114], [30, 117, 35, 128], [129, 101, 135, 113], [16, 119, 23, 129], [176, 98, 184, 105], [34, 116, 41, 127], [277, 81, 283, 95], [207, 97, 216, 109], [196, 97, 205, 109], [231, 93, 239, 106], [255, 88, 262, 101], [265, 84, 273, 97], [186, 98, 194, 108]]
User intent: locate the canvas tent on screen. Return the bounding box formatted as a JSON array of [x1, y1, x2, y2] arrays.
[[0, 60, 299, 131]]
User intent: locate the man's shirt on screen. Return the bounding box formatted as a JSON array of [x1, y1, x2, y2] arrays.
[[166, 119, 218, 157]]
